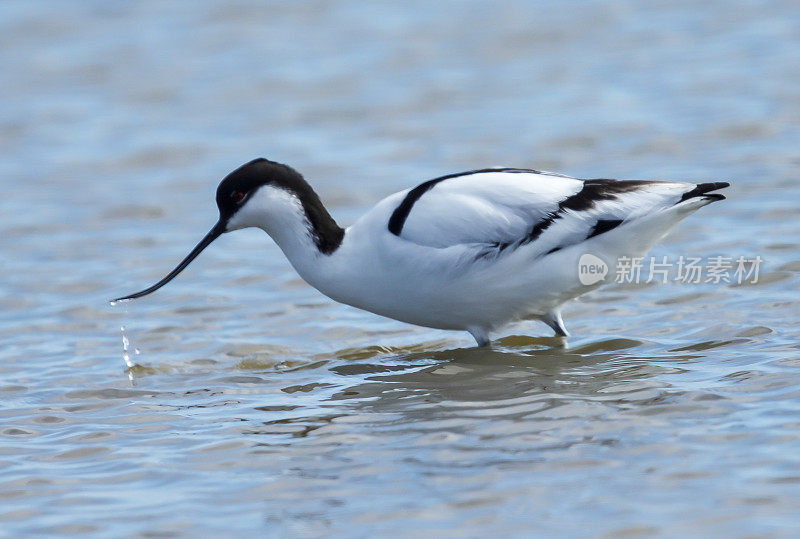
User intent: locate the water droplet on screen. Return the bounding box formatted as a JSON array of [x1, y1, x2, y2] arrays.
[[120, 326, 133, 368]]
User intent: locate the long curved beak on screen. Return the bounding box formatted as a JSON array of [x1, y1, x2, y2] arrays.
[[111, 220, 226, 303]]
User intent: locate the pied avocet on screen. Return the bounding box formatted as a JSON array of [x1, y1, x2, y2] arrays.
[[113, 158, 728, 346]]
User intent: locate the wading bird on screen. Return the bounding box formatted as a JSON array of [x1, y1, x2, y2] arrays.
[[113, 158, 728, 346]]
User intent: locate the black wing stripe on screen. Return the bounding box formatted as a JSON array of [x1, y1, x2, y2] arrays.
[[540, 218, 624, 258], [387, 178, 443, 236], [524, 179, 652, 244], [387, 167, 566, 236], [473, 180, 654, 261], [587, 218, 624, 239]]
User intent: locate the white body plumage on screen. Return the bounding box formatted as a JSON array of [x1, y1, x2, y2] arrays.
[[225, 167, 727, 345]]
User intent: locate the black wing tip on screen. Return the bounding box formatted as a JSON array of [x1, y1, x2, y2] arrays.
[[698, 181, 730, 191], [680, 181, 730, 202]]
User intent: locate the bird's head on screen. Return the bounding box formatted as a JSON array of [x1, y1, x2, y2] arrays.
[[215, 158, 310, 232], [111, 158, 330, 303]]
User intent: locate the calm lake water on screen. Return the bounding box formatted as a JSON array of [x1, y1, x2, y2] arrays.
[[1, 0, 799, 536]]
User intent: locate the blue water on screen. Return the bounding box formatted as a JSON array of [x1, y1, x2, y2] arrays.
[[1, 0, 799, 535]]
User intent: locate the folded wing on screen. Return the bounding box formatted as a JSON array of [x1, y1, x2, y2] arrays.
[[389, 168, 727, 257]]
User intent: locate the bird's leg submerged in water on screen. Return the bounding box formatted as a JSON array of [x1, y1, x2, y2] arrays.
[[542, 310, 569, 337], [468, 327, 491, 347]]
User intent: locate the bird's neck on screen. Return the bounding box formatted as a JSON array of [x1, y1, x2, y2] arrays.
[[235, 185, 344, 278], [296, 192, 345, 256]]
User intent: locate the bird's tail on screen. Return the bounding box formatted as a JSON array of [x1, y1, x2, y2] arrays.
[[612, 181, 730, 255], [676, 181, 730, 206]]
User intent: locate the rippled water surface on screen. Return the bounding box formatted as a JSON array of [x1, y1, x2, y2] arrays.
[[2, 0, 800, 536]]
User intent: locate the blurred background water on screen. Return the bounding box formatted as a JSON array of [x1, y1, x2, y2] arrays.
[[1, 0, 799, 536]]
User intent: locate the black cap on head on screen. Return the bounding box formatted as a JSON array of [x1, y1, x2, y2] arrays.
[[215, 158, 308, 221], [216, 158, 343, 253]]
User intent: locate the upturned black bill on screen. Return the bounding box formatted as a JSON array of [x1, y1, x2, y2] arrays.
[[111, 221, 225, 303]]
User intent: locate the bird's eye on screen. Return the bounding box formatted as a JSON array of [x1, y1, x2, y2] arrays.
[[231, 191, 245, 203]]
